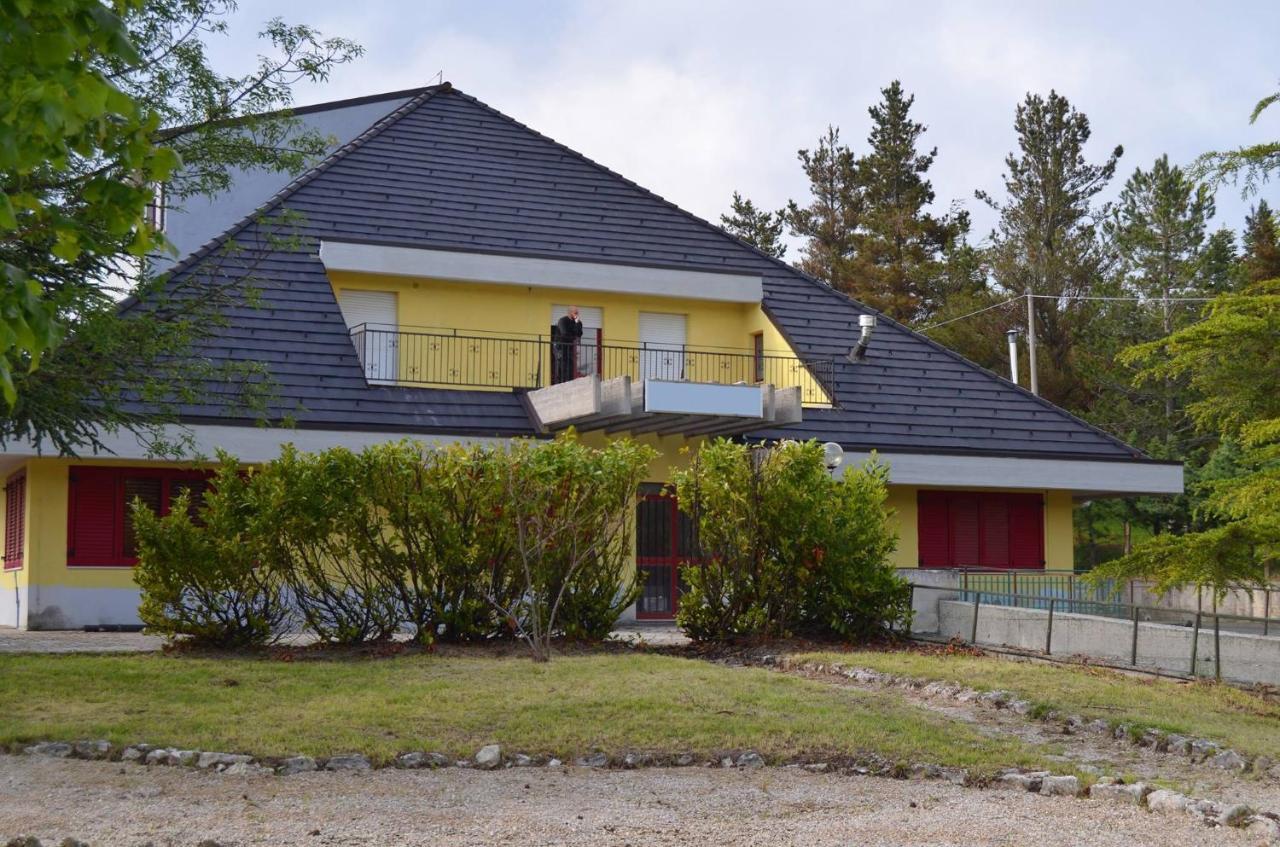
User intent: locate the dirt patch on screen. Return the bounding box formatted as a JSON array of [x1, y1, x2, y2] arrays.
[[0, 755, 1261, 847]]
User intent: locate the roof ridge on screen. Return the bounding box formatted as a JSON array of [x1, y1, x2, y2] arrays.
[[444, 88, 1144, 459], [134, 83, 449, 300]]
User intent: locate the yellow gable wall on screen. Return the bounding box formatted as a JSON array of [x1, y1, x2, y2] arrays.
[[327, 272, 832, 405]]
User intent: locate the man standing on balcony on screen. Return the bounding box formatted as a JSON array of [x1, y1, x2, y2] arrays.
[[554, 306, 584, 383]]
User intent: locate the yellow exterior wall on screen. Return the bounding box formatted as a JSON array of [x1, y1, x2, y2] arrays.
[[329, 272, 831, 405], [885, 486, 918, 569]]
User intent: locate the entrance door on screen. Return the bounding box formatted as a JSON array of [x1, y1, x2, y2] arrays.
[[638, 312, 687, 381], [337, 289, 398, 384], [635, 484, 696, 619]]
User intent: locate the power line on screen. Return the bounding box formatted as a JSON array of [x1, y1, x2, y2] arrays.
[[1029, 293, 1217, 303], [915, 297, 1021, 333], [917, 291, 1219, 333]]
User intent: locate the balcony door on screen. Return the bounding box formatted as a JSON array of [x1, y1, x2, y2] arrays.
[[337, 289, 398, 384], [550, 305, 602, 381], [638, 312, 686, 381]]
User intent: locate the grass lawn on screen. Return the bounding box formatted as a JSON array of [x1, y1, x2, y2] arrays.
[[0, 650, 1052, 771], [795, 648, 1280, 758]]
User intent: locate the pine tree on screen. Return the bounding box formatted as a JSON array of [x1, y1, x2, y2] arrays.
[[1200, 227, 1243, 294], [849, 81, 969, 321], [1241, 200, 1280, 284], [719, 192, 787, 259], [977, 90, 1122, 408], [784, 126, 861, 292]]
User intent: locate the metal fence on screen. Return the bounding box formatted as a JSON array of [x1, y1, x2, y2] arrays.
[[347, 324, 836, 405], [953, 568, 1277, 631], [908, 580, 1280, 686]]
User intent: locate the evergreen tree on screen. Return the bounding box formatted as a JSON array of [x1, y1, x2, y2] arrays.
[[977, 91, 1122, 408], [784, 126, 860, 292], [1200, 227, 1243, 294], [719, 191, 787, 259], [849, 81, 969, 321], [1241, 200, 1280, 284]]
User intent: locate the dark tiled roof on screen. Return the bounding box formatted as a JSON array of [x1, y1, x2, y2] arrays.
[[145, 84, 1147, 461]]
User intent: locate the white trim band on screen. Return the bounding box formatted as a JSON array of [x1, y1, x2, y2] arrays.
[[318, 240, 763, 304], [837, 451, 1183, 495]]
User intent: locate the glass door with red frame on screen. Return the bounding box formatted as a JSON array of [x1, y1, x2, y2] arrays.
[[635, 484, 696, 619]]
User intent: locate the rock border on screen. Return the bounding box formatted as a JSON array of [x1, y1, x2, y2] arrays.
[[13, 734, 1280, 845], [763, 657, 1280, 781]]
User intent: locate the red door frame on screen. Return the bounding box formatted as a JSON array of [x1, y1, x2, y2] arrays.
[[636, 488, 684, 620]]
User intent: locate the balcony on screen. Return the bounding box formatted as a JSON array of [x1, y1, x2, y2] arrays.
[[349, 325, 835, 436]]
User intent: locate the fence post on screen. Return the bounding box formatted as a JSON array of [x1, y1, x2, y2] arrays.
[[1214, 614, 1222, 682], [1190, 612, 1201, 677], [1045, 598, 1055, 655], [1130, 605, 1140, 666], [907, 583, 916, 635], [1265, 589, 1271, 638], [971, 592, 981, 644]]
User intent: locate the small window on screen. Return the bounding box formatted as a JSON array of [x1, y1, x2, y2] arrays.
[[144, 183, 166, 231], [752, 332, 765, 383], [3, 472, 25, 570]]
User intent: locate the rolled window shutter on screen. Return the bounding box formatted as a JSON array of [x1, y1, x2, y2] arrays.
[[949, 494, 981, 565], [979, 494, 1010, 567], [916, 491, 950, 567], [3, 474, 24, 567], [67, 467, 121, 565], [1008, 494, 1045, 568]]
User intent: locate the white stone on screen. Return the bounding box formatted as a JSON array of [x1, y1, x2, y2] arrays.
[[1039, 775, 1081, 797], [475, 744, 502, 770], [73, 740, 112, 760], [223, 761, 272, 777], [197, 752, 252, 769], [277, 756, 317, 775], [324, 754, 371, 771], [1090, 782, 1150, 805], [1219, 803, 1254, 828], [1245, 817, 1280, 841], [24, 742, 72, 758], [1146, 790, 1189, 815]]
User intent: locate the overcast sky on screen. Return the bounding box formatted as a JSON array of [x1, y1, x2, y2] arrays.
[[210, 0, 1277, 246]]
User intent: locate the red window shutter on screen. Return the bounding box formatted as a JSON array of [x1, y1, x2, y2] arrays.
[[917, 491, 951, 567], [3, 474, 24, 569], [979, 494, 1010, 567], [949, 494, 981, 565], [67, 467, 122, 566], [1008, 493, 1045, 568]]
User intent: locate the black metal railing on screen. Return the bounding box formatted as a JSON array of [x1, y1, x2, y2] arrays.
[[348, 325, 835, 405]]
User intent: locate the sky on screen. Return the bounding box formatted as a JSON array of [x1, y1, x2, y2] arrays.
[[207, 0, 1278, 247]]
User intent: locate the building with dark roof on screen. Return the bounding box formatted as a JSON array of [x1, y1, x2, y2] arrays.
[[0, 83, 1180, 629]]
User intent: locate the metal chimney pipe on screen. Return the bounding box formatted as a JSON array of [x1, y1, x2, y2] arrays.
[[1006, 328, 1019, 385]]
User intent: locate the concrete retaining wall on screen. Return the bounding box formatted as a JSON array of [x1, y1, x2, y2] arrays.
[[934, 599, 1280, 686]]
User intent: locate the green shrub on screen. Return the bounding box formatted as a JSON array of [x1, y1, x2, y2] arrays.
[[354, 441, 518, 643], [673, 439, 908, 641], [133, 456, 289, 648], [494, 434, 654, 658], [248, 446, 402, 644]]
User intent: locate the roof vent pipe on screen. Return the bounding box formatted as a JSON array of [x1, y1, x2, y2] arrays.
[[849, 314, 877, 361], [1006, 328, 1020, 385]]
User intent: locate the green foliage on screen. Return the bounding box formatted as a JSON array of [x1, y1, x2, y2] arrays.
[[720, 191, 787, 259], [0, 0, 169, 404], [132, 455, 289, 647], [133, 436, 655, 655], [0, 1, 361, 454], [352, 441, 517, 644], [495, 434, 655, 658], [249, 445, 402, 644], [1193, 81, 1280, 197], [1090, 280, 1280, 591], [673, 439, 906, 641]]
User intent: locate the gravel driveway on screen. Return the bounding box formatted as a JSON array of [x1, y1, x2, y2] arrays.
[[0, 756, 1256, 847]]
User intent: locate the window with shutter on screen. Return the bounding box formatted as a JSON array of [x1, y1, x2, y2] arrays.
[[67, 467, 212, 567], [3, 472, 25, 570], [917, 490, 1044, 569]]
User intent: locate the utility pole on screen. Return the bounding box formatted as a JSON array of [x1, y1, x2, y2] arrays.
[[1025, 289, 1039, 396]]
